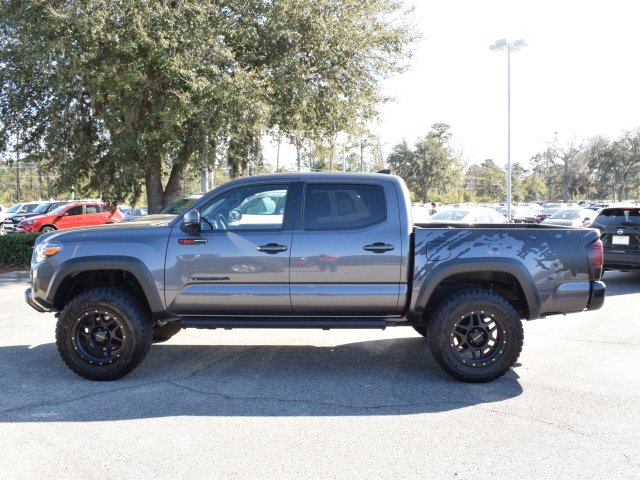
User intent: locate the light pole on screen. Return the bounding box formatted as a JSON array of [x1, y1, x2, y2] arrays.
[[490, 38, 527, 222]]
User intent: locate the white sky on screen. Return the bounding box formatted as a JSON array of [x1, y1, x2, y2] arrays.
[[264, 0, 640, 172]]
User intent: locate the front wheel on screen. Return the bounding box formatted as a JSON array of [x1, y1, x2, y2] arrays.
[[55, 288, 152, 381], [427, 289, 524, 383], [40, 226, 56, 233]]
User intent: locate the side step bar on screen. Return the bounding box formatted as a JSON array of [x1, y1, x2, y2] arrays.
[[179, 318, 387, 330]]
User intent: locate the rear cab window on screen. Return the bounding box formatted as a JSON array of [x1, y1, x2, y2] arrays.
[[595, 208, 640, 226], [303, 184, 386, 230]]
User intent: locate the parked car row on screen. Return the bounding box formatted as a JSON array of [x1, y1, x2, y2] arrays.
[[0, 200, 124, 234], [0, 193, 206, 235]]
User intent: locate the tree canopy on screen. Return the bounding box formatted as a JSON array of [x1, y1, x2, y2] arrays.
[[0, 0, 418, 212]]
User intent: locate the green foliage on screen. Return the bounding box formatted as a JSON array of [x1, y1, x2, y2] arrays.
[[388, 124, 458, 203], [1, 0, 419, 212], [0, 233, 43, 266]]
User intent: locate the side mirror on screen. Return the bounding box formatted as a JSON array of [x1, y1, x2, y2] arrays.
[[229, 208, 242, 223], [182, 209, 200, 231], [58, 212, 68, 217]]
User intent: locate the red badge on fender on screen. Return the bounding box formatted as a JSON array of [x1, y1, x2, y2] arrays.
[[179, 238, 207, 245]]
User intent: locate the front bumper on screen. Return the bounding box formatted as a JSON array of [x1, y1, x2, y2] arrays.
[[25, 287, 47, 313], [586, 281, 606, 311], [3, 222, 16, 233]]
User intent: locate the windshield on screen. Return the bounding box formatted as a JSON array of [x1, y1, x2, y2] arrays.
[[49, 205, 69, 215], [6, 204, 21, 213], [21, 204, 41, 213], [551, 210, 581, 220], [431, 210, 470, 221], [542, 208, 558, 215], [161, 197, 199, 214], [33, 203, 52, 213]]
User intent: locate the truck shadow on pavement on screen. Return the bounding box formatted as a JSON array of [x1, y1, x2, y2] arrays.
[[0, 337, 523, 422]]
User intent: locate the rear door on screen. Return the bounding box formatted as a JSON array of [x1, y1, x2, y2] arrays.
[[165, 182, 295, 316], [289, 181, 402, 316], [83, 204, 104, 225]]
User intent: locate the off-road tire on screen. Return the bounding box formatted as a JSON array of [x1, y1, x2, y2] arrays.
[[413, 326, 428, 337], [427, 289, 524, 383], [55, 288, 152, 381], [152, 322, 182, 342]]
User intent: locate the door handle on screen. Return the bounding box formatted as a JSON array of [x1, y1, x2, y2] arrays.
[[363, 243, 394, 251], [257, 243, 288, 252]]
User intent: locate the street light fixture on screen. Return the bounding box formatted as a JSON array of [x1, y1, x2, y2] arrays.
[[490, 38, 527, 222]]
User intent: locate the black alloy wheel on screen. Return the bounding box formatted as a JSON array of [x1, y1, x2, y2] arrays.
[[71, 310, 126, 366], [449, 310, 506, 367], [427, 289, 524, 383], [56, 288, 152, 381]]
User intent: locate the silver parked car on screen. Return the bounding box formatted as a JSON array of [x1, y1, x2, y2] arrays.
[[542, 208, 597, 227]]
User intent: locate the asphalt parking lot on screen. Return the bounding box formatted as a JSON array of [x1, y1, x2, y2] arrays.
[[1, 272, 639, 479]]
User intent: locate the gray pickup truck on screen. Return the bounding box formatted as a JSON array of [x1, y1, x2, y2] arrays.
[[25, 173, 605, 383]]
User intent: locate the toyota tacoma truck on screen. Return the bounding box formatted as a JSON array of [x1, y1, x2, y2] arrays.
[[25, 173, 606, 382]]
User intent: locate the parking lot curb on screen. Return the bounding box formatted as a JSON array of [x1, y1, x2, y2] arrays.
[[0, 270, 30, 280]]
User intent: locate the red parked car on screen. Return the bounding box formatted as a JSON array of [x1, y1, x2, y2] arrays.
[[21, 203, 124, 233]]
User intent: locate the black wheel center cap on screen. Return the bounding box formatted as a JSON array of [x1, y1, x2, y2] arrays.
[[468, 328, 487, 347], [93, 328, 109, 344]]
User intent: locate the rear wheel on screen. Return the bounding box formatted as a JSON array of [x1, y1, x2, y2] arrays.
[[427, 289, 524, 383], [152, 322, 182, 342], [55, 288, 152, 381]]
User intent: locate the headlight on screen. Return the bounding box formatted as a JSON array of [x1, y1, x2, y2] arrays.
[[15, 216, 24, 222], [35, 243, 62, 263], [26, 220, 36, 225]]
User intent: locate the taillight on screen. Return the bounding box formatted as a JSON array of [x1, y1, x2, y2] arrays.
[[585, 240, 603, 281]]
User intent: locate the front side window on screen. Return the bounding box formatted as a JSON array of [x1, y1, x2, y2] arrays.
[[303, 184, 386, 230], [66, 206, 83, 216], [200, 185, 288, 231]]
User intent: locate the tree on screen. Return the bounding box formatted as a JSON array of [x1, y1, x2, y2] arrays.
[[1, 0, 419, 212], [388, 123, 457, 203], [547, 134, 587, 202], [479, 159, 506, 202], [611, 130, 640, 200]]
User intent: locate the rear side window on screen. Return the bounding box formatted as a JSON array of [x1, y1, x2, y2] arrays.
[[85, 205, 101, 214], [595, 209, 640, 226], [303, 184, 386, 230]]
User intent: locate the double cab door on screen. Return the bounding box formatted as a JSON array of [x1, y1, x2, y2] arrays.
[[165, 179, 402, 317]]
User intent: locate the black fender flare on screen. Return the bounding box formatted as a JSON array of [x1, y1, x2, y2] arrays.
[[46, 256, 166, 316], [411, 257, 542, 321]]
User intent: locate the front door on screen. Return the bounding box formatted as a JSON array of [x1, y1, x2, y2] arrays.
[[54, 205, 84, 230], [290, 181, 402, 316], [165, 183, 294, 316]]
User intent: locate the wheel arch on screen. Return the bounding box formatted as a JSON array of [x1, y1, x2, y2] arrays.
[[47, 256, 167, 319], [412, 258, 541, 322], [39, 224, 58, 232]]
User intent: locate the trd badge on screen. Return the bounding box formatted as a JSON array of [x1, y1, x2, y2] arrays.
[[179, 238, 207, 245]]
